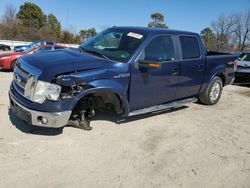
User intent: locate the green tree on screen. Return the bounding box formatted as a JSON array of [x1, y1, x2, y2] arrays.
[[200, 27, 217, 50], [79, 28, 97, 42], [60, 30, 76, 44], [74, 34, 81, 44], [47, 13, 61, 38], [17, 2, 46, 29], [148, 12, 168, 28]]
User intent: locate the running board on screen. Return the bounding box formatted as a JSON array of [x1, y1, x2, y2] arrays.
[[128, 97, 198, 117]]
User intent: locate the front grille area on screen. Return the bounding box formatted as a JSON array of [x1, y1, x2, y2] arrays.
[[12, 59, 41, 100], [237, 65, 250, 69], [13, 65, 29, 96]]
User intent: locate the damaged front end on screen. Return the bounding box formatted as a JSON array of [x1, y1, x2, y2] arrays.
[[55, 75, 96, 130], [55, 74, 124, 130], [56, 75, 94, 99]]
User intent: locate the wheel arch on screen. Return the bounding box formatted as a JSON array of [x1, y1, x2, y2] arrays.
[[214, 72, 226, 86], [200, 67, 227, 93], [69, 87, 130, 116]]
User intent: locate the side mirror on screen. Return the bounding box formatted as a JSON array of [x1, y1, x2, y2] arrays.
[[138, 59, 161, 69]]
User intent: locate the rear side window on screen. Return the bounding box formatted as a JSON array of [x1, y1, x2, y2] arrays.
[[239, 53, 250, 61], [180, 36, 200, 59]]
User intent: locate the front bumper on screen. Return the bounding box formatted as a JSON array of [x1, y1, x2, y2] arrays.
[[9, 91, 72, 128]]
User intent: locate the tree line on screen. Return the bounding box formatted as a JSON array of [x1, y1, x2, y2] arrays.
[[0, 2, 97, 44], [201, 11, 249, 52], [0, 2, 168, 44], [0, 2, 249, 52]]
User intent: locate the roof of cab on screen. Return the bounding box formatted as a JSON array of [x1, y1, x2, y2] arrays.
[[112, 26, 198, 36]]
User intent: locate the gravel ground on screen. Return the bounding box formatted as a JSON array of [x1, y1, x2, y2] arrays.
[[0, 71, 250, 188]]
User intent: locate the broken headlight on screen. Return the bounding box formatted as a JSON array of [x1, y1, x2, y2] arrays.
[[32, 81, 61, 104]]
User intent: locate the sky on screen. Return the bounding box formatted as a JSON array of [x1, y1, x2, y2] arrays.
[[0, 0, 249, 34]]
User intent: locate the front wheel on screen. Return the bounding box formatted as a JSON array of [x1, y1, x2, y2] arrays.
[[199, 76, 223, 105]]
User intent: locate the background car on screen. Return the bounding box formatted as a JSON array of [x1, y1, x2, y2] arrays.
[[0, 44, 11, 51], [0, 44, 66, 71], [14, 40, 57, 52], [235, 52, 250, 83]]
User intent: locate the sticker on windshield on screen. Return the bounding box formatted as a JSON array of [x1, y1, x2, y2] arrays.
[[127, 32, 143, 39]]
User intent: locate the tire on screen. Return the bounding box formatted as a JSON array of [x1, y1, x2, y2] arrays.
[[5, 47, 9, 51], [199, 76, 223, 105], [11, 60, 17, 71]]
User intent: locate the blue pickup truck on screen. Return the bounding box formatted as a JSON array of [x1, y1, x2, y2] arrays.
[[9, 27, 238, 130]]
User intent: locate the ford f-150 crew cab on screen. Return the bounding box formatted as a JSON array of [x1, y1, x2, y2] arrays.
[[9, 27, 239, 130]]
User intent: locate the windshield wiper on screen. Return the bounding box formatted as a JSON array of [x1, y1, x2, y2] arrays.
[[80, 46, 110, 61]]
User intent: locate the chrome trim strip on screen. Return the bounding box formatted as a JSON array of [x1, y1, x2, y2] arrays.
[[128, 97, 198, 116], [24, 75, 35, 99], [14, 59, 41, 101]]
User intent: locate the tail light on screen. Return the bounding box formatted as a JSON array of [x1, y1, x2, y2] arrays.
[[229, 60, 238, 72], [233, 60, 238, 71]]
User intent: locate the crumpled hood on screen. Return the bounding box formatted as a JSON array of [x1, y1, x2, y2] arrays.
[[20, 48, 114, 81]]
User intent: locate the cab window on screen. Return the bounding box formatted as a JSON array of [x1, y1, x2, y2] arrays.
[[141, 36, 175, 62], [180, 36, 200, 59]]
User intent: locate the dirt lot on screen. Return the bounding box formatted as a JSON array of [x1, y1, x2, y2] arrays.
[[0, 70, 250, 188]]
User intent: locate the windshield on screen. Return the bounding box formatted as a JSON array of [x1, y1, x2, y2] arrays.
[[31, 41, 41, 48], [23, 45, 33, 52], [80, 28, 146, 62], [239, 53, 250, 62]]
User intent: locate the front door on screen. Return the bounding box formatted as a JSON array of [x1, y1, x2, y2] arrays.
[[129, 35, 179, 110]]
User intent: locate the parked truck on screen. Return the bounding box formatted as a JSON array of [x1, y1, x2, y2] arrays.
[[9, 27, 238, 130]]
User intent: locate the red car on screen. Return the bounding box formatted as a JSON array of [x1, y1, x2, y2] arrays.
[[0, 44, 66, 71]]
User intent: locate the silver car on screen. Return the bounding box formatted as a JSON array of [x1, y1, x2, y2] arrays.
[[235, 53, 250, 83]]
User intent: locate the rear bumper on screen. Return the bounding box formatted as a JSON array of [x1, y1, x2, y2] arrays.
[[9, 89, 71, 128]]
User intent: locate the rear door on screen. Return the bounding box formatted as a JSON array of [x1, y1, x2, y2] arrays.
[[129, 35, 179, 110], [175, 36, 205, 99]]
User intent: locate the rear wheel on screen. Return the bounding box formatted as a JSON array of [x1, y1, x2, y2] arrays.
[[199, 76, 223, 105]]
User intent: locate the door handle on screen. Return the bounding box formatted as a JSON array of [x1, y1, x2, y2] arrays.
[[172, 67, 179, 75]]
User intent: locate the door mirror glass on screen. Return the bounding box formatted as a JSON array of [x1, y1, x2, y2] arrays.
[[138, 59, 161, 69]]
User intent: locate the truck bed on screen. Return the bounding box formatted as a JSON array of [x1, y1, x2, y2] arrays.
[[201, 51, 239, 91]]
